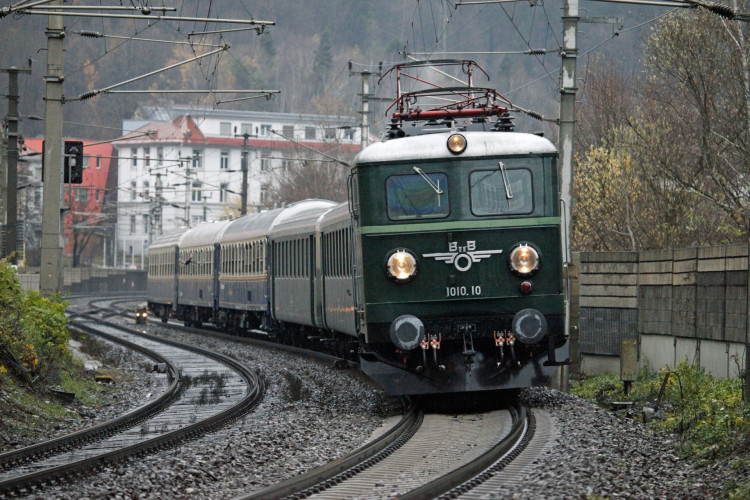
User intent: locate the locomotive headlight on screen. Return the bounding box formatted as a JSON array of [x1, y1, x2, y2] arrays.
[[386, 249, 418, 282], [509, 244, 541, 276], [447, 133, 467, 154]]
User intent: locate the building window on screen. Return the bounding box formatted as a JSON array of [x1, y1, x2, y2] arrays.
[[131, 181, 137, 201], [260, 124, 272, 136], [324, 128, 336, 140], [343, 128, 355, 141], [95, 189, 101, 202], [305, 127, 316, 140], [143, 214, 150, 233], [145, 148, 151, 166], [191, 181, 202, 202], [260, 184, 269, 205], [96, 156, 101, 169], [260, 153, 271, 171], [157, 147, 163, 165], [282, 125, 294, 138], [192, 149, 203, 169], [131, 148, 138, 167], [240, 122, 252, 135], [220, 183, 228, 202], [76, 187, 88, 202], [220, 121, 231, 136], [281, 156, 292, 169], [143, 180, 149, 198], [130, 215, 136, 234], [220, 150, 229, 170]]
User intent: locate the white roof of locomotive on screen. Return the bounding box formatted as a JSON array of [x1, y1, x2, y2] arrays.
[[354, 131, 556, 164]]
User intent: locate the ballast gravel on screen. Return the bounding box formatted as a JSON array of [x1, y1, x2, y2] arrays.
[[29, 322, 395, 500], [500, 387, 730, 500], [12, 307, 743, 499]]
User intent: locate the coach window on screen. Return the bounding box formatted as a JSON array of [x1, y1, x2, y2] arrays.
[[470, 165, 534, 216], [303, 239, 308, 278], [386, 172, 449, 220]]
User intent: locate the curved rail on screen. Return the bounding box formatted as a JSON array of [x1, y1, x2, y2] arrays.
[[239, 405, 422, 500], [0, 322, 182, 470], [0, 315, 264, 497], [402, 401, 533, 500]]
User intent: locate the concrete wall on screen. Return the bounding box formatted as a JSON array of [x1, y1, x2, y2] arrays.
[[576, 245, 748, 380], [16, 267, 147, 294]]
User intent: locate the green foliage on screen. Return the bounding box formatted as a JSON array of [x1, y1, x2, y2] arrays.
[[571, 361, 750, 461], [0, 259, 70, 385]]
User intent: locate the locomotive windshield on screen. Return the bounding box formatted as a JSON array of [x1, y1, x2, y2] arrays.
[[386, 172, 449, 220], [470, 165, 533, 216]]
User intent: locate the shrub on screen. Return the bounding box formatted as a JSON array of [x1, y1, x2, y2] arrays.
[[0, 259, 69, 385], [571, 361, 750, 460]]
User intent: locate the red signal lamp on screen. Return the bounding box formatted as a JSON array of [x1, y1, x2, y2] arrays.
[[520, 281, 533, 294]]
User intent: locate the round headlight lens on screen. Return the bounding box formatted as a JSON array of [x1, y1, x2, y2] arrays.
[[447, 133, 467, 154], [386, 249, 418, 282], [509, 244, 540, 276]]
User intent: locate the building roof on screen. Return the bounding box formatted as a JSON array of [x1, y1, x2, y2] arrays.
[[113, 114, 360, 152], [115, 115, 206, 145]]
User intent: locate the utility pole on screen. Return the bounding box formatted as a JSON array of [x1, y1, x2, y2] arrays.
[[184, 161, 192, 227], [359, 71, 371, 150], [239, 132, 249, 216], [349, 63, 387, 150], [155, 173, 163, 236], [731, 0, 750, 403], [558, 0, 579, 391], [40, 0, 64, 295], [2, 65, 31, 262]]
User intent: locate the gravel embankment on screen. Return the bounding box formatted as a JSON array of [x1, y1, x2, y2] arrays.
[[0, 338, 166, 453], [32, 323, 394, 499], [497, 387, 732, 499], [11, 308, 745, 499]]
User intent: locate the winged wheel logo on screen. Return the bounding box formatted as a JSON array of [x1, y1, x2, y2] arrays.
[[423, 241, 503, 272]]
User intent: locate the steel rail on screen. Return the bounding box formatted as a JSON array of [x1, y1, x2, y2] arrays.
[[401, 401, 533, 499], [0, 315, 264, 497], [0, 321, 182, 470], [239, 406, 422, 500]]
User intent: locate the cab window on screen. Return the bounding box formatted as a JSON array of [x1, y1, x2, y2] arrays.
[[470, 167, 533, 216], [386, 172, 449, 220]]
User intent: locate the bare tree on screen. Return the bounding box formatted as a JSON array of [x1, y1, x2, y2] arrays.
[[268, 158, 349, 207]]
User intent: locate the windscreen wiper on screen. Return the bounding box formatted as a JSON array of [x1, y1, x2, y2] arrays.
[[412, 166, 444, 195], [498, 161, 513, 200]]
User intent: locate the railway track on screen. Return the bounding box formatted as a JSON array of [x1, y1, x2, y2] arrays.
[[239, 401, 543, 500], [0, 303, 264, 497], [99, 296, 557, 499]]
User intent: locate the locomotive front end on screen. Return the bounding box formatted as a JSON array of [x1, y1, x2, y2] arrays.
[[353, 131, 569, 395]]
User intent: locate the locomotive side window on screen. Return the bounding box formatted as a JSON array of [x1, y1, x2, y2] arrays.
[[470, 167, 533, 216], [386, 172, 449, 220]]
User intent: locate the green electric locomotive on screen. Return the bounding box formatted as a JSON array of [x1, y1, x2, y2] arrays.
[[351, 61, 569, 394]]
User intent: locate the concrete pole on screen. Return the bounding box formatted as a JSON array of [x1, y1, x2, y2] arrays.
[[184, 160, 191, 227], [241, 133, 248, 216], [40, 1, 65, 295], [361, 71, 370, 150], [731, 0, 750, 403], [3, 68, 20, 262], [558, 0, 579, 391]]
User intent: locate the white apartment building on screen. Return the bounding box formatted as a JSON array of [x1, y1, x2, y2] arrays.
[[113, 106, 360, 268]]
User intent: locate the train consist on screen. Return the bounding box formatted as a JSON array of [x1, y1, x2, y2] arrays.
[[147, 61, 569, 395]]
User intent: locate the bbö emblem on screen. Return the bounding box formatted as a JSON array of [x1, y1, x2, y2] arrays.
[[423, 241, 503, 272]]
